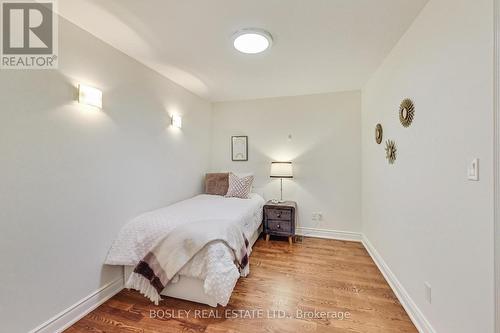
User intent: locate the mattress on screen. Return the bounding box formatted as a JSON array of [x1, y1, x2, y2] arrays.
[[123, 224, 263, 307], [105, 193, 265, 305]]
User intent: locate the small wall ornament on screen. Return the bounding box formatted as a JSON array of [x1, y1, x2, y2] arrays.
[[375, 123, 383, 144], [399, 98, 415, 127], [385, 140, 397, 164]]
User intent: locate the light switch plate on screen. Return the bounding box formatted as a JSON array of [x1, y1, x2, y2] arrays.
[[467, 158, 479, 181]]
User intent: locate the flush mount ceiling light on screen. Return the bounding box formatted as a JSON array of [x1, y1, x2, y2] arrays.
[[233, 29, 273, 54]]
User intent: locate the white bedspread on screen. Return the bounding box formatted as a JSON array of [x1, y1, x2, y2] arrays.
[[105, 193, 264, 305]]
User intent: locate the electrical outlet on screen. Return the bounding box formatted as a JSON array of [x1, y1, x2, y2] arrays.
[[424, 282, 432, 304]]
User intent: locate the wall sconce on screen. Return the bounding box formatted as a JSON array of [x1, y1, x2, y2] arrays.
[[78, 84, 102, 109], [171, 114, 182, 128]]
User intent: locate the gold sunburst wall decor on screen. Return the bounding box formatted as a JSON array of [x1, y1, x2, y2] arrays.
[[385, 140, 397, 164], [399, 98, 415, 127], [375, 123, 383, 144]]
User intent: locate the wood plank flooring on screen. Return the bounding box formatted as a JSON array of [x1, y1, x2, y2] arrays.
[[66, 237, 417, 333]]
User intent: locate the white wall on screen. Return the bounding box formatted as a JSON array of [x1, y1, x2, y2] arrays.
[[0, 18, 212, 333], [361, 0, 494, 332], [211, 91, 361, 235]]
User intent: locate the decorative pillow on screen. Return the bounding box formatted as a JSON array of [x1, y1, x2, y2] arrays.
[[205, 173, 229, 196], [233, 172, 254, 192], [225, 173, 254, 199]]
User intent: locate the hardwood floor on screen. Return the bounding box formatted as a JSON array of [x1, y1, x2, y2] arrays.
[[66, 237, 417, 333]]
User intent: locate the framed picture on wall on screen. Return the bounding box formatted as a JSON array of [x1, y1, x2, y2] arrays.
[[231, 136, 248, 161]]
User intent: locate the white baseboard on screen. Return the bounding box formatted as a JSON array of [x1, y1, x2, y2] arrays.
[[362, 236, 436, 333], [296, 227, 362, 242], [29, 277, 124, 333]]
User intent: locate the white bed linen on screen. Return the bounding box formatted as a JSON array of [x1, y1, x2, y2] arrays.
[[105, 193, 264, 305]]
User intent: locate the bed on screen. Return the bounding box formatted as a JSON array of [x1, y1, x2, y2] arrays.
[[105, 193, 265, 307]]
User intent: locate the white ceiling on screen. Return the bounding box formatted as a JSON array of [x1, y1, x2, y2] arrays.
[[59, 0, 428, 102]]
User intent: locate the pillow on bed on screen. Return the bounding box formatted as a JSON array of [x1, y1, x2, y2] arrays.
[[205, 173, 229, 196], [225, 173, 254, 199]]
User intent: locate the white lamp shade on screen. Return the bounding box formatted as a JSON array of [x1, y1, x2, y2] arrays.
[[270, 162, 293, 178]]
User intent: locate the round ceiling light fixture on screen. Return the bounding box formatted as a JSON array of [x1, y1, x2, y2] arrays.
[[233, 29, 273, 54]]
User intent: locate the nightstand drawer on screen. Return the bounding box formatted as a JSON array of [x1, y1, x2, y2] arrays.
[[266, 220, 292, 233], [265, 208, 292, 221]]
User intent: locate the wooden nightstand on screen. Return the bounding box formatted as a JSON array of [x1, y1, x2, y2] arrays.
[[263, 200, 297, 245]]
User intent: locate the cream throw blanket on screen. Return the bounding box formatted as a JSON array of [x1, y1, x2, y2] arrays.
[[126, 219, 250, 305]]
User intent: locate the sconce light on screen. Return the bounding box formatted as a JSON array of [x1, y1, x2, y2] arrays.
[[78, 84, 102, 109], [171, 114, 182, 128]]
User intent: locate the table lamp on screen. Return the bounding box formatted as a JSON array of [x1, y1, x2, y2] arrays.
[[270, 162, 293, 203]]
